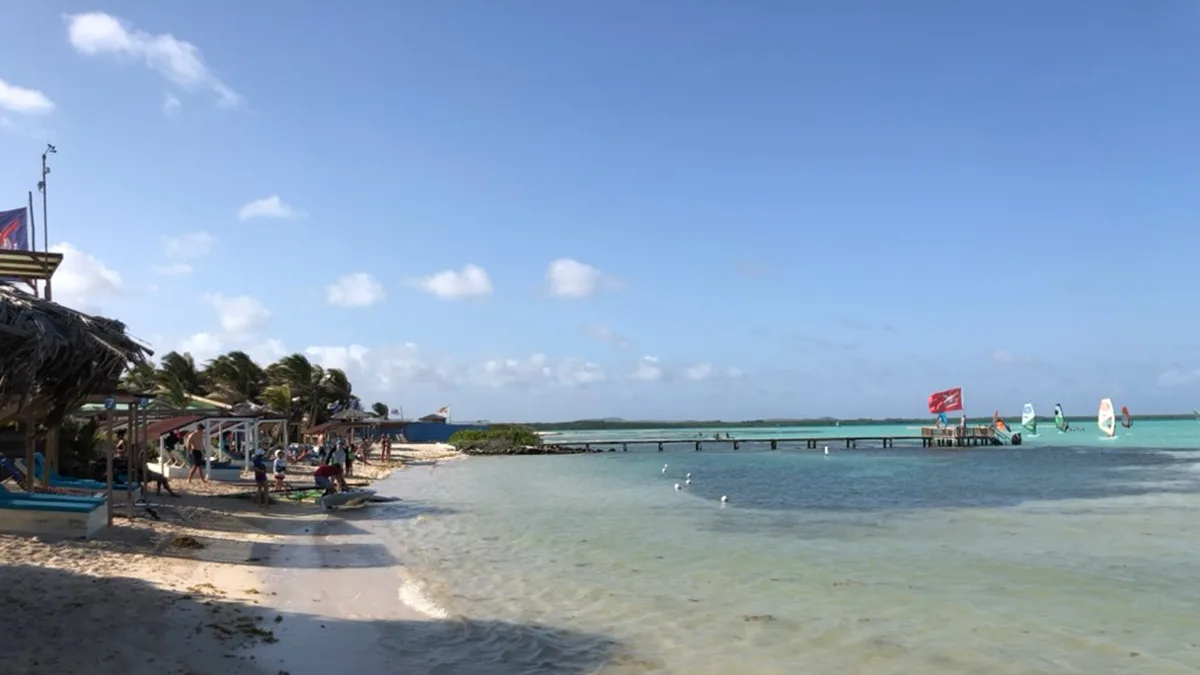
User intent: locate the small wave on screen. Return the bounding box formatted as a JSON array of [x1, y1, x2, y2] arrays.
[[1157, 450, 1200, 460], [398, 572, 453, 619]]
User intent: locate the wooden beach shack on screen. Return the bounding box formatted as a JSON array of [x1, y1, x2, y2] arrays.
[[0, 280, 153, 538]]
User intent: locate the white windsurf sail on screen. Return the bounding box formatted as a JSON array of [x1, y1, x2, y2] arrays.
[[1097, 398, 1116, 438], [1021, 403, 1036, 433]]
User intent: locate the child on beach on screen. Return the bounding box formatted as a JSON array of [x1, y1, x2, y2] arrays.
[[252, 448, 269, 505], [272, 449, 287, 491]]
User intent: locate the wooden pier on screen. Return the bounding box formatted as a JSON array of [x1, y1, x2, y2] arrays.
[[550, 426, 1002, 453]]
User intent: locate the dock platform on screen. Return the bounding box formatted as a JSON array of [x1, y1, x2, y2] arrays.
[[549, 426, 1002, 452]]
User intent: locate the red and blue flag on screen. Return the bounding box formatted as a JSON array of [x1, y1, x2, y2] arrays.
[[0, 208, 29, 251]]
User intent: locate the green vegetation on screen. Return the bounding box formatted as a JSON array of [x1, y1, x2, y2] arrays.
[[120, 350, 395, 436], [449, 424, 542, 449]]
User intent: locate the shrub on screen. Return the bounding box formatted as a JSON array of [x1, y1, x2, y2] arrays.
[[448, 425, 541, 449]]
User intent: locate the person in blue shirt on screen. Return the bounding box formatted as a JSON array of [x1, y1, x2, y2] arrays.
[[252, 448, 270, 505]]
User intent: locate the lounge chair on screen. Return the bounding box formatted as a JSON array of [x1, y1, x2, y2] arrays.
[[0, 486, 109, 538], [31, 452, 135, 492], [0, 482, 105, 506], [0, 457, 104, 497]]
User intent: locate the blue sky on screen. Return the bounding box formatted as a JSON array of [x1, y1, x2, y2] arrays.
[[2, 1, 1200, 421]]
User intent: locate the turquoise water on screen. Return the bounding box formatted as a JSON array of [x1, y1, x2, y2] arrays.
[[370, 420, 1200, 674], [543, 417, 1200, 449]]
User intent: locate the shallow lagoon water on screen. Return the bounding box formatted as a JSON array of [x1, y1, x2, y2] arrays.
[[370, 421, 1200, 674]]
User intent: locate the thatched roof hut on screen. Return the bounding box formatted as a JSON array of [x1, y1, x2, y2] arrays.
[[0, 285, 153, 427]]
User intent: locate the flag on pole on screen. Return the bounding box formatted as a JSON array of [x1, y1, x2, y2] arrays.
[[0, 208, 29, 251], [927, 387, 964, 414]]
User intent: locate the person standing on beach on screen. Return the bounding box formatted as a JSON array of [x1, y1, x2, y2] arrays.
[[331, 440, 346, 473], [185, 426, 207, 484], [251, 448, 270, 505]]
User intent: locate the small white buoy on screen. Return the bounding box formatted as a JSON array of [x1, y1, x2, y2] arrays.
[[824, 446, 829, 456], [685, 478, 692, 485], [662, 464, 668, 474], [674, 483, 682, 491], [686, 472, 692, 479], [720, 495, 729, 503]]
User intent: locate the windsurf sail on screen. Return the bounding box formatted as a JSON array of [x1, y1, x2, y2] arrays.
[[1098, 398, 1116, 438], [937, 412, 949, 427], [1120, 405, 1132, 429], [928, 387, 964, 414], [1022, 403, 1037, 433], [992, 410, 1009, 432], [1054, 404, 1067, 432]]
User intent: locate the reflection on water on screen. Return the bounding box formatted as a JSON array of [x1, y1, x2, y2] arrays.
[[369, 443, 1200, 674]]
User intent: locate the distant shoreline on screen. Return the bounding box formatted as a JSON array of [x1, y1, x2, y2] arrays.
[[526, 413, 1195, 432]]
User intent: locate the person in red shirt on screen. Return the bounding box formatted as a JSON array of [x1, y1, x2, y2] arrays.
[[313, 463, 346, 496]]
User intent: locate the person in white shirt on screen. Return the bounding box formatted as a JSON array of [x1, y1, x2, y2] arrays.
[[272, 449, 288, 491]]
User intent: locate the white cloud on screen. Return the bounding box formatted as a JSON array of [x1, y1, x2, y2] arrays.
[[412, 264, 492, 300], [557, 358, 606, 386], [305, 345, 371, 371], [154, 231, 214, 276], [632, 356, 664, 382], [246, 338, 288, 365], [0, 79, 55, 115], [47, 242, 123, 313], [65, 12, 242, 108], [162, 93, 181, 116], [202, 293, 270, 335], [1157, 367, 1200, 388], [684, 363, 714, 381], [326, 273, 386, 308], [151, 262, 193, 276], [546, 258, 620, 299], [179, 332, 223, 362], [583, 324, 631, 347], [726, 366, 744, 379], [237, 195, 301, 221]]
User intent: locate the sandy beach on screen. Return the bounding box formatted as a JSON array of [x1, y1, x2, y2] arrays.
[[0, 442, 484, 675]]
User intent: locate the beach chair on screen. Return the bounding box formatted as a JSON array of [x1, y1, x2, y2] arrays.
[[31, 452, 136, 493], [0, 457, 105, 497], [0, 481, 105, 506]]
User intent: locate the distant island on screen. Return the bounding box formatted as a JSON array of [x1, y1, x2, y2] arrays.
[[524, 413, 1197, 432]]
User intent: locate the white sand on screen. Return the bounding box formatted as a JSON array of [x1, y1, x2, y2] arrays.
[[0, 450, 466, 675]]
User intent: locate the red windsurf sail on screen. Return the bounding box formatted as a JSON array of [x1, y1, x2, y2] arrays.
[[928, 387, 964, 414], [993, 411, 1009, 432], [1121, 406, 1132, 428]]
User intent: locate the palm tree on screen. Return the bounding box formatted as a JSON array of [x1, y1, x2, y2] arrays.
[[203, 351, 267, 404], [155, 376, 194, 410], [120, 361, 157, 393], [266, 353, 330, 430], [371, 402, 389, 419], [260, 383, 293, 418], [157, 351, 207, 396], [322, 368, 354, 412]]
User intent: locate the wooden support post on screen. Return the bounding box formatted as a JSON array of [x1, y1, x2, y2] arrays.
[[657, 442, 663, 452], [105, 412, 115, 527], [770, 439, 777, 450], [733, 441, 739, 450], [125, 403, 136, 518], [622, 443, 628, 452], [23, 418, 35, 492], [694, 441, 701, 451], [584, 444, 590, 451]]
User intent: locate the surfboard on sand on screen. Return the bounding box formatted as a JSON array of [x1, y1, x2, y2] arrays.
[[319, 488, 377, 510]]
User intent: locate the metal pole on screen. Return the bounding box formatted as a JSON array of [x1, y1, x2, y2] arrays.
[[39, 144, 56, 301]]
